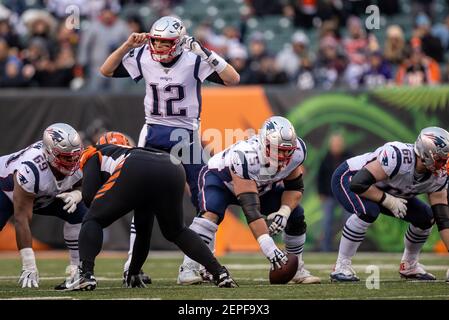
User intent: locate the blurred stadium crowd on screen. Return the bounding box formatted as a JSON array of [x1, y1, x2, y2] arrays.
[[1, 0, 449, 90]]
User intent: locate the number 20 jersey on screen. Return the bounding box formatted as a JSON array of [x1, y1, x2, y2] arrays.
[[122, 46, 215, 131], [346, 141, 448, 198], [0, 141, 82, 209]]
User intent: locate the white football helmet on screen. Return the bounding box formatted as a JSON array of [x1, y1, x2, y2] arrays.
[[148, 16, 186, 62], [42, 123, 83, 176], [414, 126, 449, 174], [260, 116, 298, 166]]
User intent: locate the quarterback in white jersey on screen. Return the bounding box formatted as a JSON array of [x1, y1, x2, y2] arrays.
[[0, 124, 85, 289], [178, 116, 320, 285], [100, 16, 239, 281], [330, 127, 449, 282]]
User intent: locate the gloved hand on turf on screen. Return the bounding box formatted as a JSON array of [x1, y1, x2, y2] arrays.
[[19, 268, 39, 288], [267, 205, 291, 236], [380, 192, 408, 219], [19, 248, 39, 288], [56, 190, 82, 214], [125, 273, 147, 288]]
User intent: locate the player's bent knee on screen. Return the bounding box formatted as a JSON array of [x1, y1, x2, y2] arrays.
[[285, 216, 306, 236]]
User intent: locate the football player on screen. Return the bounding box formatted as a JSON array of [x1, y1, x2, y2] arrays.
[[177, 116, 320, 285], [100, 16, 240, 281], [330, 127, 449, 282], [64, 132, 237, 290], [0, 123, 85, 288]]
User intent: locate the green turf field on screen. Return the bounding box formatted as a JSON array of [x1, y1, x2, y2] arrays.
[[0, 252, 448, 300]]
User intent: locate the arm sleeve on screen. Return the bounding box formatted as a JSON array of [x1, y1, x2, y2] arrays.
[[377, 144, 402, 178], [15, 163, 39, 194], [205, 72, 225, 85], [81, 154, 105, 208], [112, 62, 131, 78], [122, 45, 146, 82]]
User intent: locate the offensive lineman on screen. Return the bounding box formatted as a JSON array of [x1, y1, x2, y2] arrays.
[[178, 116, 321, 285], [99, 16, 240, 281], [0, 123, 85, 288], [330, 127, 449, 281]]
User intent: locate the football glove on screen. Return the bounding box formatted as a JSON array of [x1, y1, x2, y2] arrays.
[[267, 205, 291, 236], [183, 36, 227, 73], [381, 193, 408, 219], [268, 248, 288, 271], [125, 272, 147, 288], [56, 190, 82, 214], [19, 269, 39, 288]]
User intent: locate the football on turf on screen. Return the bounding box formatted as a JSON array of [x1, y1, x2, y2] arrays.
[[269, 253, 298, 284]]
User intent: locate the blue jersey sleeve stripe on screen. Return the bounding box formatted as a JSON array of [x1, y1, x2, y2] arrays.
[[194, 55, 202, 119], [22, 161, 39, 194], [390, 146, 402, 179], [298, 138, 307, 164], [135, 45, 146, 82]]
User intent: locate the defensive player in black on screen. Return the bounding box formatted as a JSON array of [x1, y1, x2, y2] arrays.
[[65, 132, 237, 290]]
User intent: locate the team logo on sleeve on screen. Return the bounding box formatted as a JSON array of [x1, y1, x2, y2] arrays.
[[381, 150, 389, 166], [18, 173, 28, 185]]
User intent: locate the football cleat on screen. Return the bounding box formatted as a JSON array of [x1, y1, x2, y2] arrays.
[[177, 262, 202, 285], [291, 261, 321, 284], [199, 266, 214, 283], [54, 265, 78, 290], [330, 259, 360, 282], [399, 261, 436, 281], [64, 268, 97, 291], [214, 266, 238, 288], [123, 269, 151, 286]]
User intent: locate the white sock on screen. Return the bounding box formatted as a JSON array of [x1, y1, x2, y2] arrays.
[[124, 218, 136, 272], [182, 217, 218, 267], [283, 233, 305, 262], [64, 222, 80, 266], [402, 225, 431, 262], [337, 214, 371, 262]]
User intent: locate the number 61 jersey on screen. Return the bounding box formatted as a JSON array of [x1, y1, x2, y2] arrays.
[[0, 141, 82, 209], [346, 141, 448, 198]]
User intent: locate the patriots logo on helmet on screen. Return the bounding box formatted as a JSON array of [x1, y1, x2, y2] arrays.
[[48, 130, 64, 143], [18, 173, 28, 185], [381, 150, 389, 166], [265, 121, 275, 132], [424, 133, 447, 149]]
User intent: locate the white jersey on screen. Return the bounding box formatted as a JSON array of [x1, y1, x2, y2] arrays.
[[208, 135, 307, 195], [122, 46, 215, 130], [0, 141, 82, 209], [347, 141, 448, 198]]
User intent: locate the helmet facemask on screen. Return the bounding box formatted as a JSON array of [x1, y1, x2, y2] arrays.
[[264, 140, 296, 168], [148, 36, 181, 62], [46, 148, 82, 176], [148, 16, 186, 63]]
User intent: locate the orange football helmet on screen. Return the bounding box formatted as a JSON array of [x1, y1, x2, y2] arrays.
[[97, 131, 133, 147]]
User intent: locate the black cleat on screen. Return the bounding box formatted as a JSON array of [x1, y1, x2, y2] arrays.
[[214, 266, 238, 288], [65, 269, 97, 291]]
